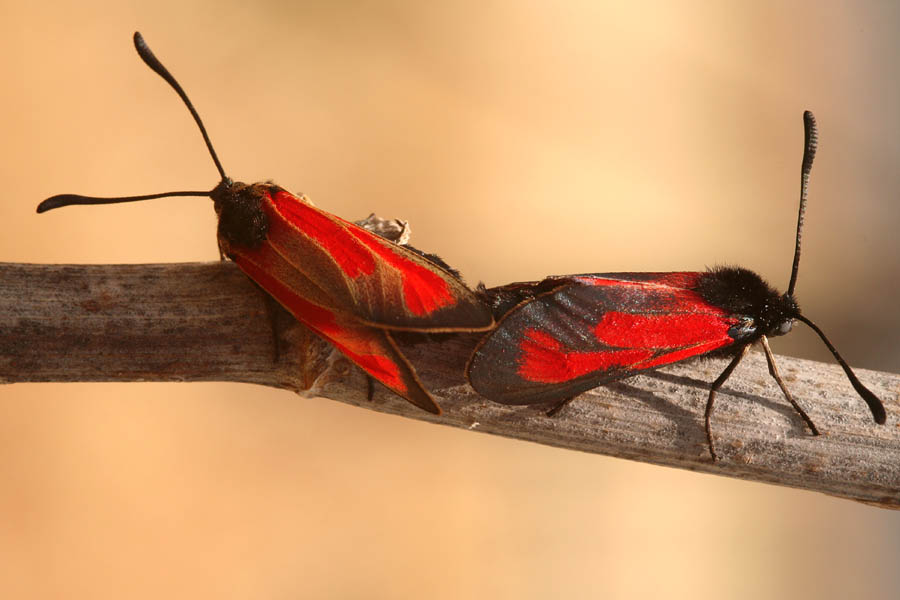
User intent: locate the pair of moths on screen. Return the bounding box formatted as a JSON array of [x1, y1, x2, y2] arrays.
[[39, 34, 886, 460]]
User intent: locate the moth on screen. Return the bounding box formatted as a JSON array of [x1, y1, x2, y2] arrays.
[[466, 112, 886, 459], [38, 32, 494, 413]]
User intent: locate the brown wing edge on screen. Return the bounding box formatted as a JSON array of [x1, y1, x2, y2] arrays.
[[382, 330, 441, 414]]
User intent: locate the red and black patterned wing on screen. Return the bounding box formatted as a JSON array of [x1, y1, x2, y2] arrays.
[[259, 187, 493, 332], [231, 238, 441, 413], [467, 273, 742, 405]]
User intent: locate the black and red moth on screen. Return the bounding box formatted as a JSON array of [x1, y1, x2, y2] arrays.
[[466, 111, 887, 460], [37, 32, 493, 413]]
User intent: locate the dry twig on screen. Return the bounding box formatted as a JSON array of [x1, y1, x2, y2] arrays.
[[1, 261, 897, 508]]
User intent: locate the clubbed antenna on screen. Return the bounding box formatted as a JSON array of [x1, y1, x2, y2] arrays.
[[37, 190, 211, 213], [132, 32, 227, 181], [787, 111, 818, 297], [793, 314, 886, 424], [36, 32, 226, 214]]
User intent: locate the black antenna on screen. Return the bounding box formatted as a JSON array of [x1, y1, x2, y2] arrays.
[[783, 112, 885, 425], [37, 190, 212, 213], [132, 32, 227, 181], [36, 32, 226, 214], [794, 314, 886, 424], [787, 111, 818, 296]]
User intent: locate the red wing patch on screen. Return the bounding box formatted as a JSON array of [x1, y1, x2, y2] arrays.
[[633, 339, 733, 370], [346, 225, 454, 317], [231, 240, 440, 414], [263, 188, 492, 331], [593, 312, 733, 348], [467, 273, 740, 405], [518, 329, 653, 384], [271, 191, 376, 279]]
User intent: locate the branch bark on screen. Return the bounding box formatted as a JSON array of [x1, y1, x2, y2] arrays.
[[2, 261, 898, 508]]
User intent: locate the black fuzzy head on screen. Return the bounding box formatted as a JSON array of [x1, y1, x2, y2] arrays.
[[697, 266, 798, 342], [211, 179, 270, 251], [686, 113, 885, 427]]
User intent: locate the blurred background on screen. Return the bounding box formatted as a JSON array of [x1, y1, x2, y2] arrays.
[[2, 1, 899, 598]]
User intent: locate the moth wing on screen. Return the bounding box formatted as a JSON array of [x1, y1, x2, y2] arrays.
[[261, 188, 492, 332], [467, 273, 740, 405], [232, 241, 440, 413]]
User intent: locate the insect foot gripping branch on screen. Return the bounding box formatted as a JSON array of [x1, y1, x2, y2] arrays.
[[466, 111, 886, 460], [37, 32, 494, 414]]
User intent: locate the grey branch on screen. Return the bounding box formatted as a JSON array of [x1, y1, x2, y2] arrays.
[[1, 261, 898, 508]]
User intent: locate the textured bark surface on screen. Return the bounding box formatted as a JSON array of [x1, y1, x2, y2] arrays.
[[2, 261, 898, 508]]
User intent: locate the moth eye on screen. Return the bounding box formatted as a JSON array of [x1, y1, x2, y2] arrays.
[[777, 320, 793, 335]]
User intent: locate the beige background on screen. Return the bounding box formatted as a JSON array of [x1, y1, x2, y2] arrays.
[[2, 1, 899, 598]]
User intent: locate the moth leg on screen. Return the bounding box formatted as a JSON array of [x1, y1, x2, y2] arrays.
[[546, 395, 577, 417], [366, 375, 375, 402], [760, 336, 820, 436], [705, 344, 751, 461]]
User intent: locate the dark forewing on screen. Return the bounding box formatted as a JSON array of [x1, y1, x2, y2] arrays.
[[467, 273, 741, 404]]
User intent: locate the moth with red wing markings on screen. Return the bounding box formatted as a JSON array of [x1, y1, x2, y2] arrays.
[[37, 33, 493, 414], [471, 270, 788, 402], [467, 112, 887, 460]]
